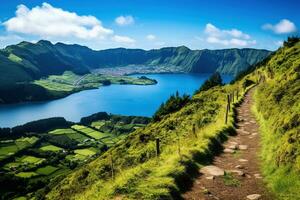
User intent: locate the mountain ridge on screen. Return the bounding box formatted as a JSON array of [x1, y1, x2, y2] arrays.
[[0, 40, 271, 90]]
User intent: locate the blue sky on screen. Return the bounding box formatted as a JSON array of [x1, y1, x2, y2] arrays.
[[0, 0, 299, 50]]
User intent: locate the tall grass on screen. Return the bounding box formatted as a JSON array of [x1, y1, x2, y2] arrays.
[[46, 82, 248, 200], [251, 40, 300, 200]]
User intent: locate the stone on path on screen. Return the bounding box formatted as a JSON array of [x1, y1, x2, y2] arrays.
[[239, 129, 250, 135], [205, 176, 215, 180], [229, 141, 238, 145], [246, 194, 261, 200], [254, 173, 262, 179], [224, 148, 235, 153], [228, 144, 238, 150], [238, 159, 248, 162], [200, 165, 225, 176], [235, 165, 244, 169], [228, 169, 245, 176], [238, 145, 248, 150]]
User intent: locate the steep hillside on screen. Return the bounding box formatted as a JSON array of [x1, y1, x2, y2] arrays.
[[87, 46, 271, 75], [250, 38, 300, 199], [45, 76, 246, 200], [44, 39, 299, 200], [0, 51, 32, 87]]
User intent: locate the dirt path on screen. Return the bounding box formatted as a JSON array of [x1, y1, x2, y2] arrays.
[[183, 88, 272, 200]]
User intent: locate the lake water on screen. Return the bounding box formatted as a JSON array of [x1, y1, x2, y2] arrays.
[[0, 74, 232, 127]]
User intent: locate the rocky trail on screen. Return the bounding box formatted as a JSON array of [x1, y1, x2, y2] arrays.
[[183, 88, 272, 200]]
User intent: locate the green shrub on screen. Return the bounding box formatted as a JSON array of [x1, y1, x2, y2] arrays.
[[195, 72, 222, 94]]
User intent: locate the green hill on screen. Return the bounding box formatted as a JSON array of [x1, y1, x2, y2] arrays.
[[43, 38, 299, 200], [0, 40, 270, 89], [0, 40, 270, 104], [251, 37, 300, 199]]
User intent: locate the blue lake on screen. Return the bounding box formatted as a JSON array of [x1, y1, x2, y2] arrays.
[[0, 73, 232, 127]]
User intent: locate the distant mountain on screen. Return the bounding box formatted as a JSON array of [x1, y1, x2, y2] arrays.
[[0, 40, 271, 89]]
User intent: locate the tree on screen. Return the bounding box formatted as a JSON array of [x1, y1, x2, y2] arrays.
[[283, 36, 300, 47], [153, 91, 190, 121], [195, 72, 222, 94]]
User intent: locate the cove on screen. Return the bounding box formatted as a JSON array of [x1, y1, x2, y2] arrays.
[[0, 73, 232, 127]]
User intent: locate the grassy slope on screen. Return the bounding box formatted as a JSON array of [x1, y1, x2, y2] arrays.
[[0, 51, 32, 88], [250, 41, 300, 199], [46, 41, 299, 200], [46, 79, 249, 199]]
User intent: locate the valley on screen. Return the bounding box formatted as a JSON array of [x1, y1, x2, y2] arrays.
[[0, 37, 298, 200], [0, 1, 298, 199], [0, 40, 270, 104], [0, 113, 150, 199]]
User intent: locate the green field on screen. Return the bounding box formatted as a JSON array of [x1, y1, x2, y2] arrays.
[[74, 148, 97, 156], [0, 143, 18, 159], [33, 71, 156, 97], [16, 172, 39, 178], [66, 147, 97, 161], [49, 128, 77, 135], [0, 137, 38, 160], [0, 113, 149, 198], [66, 154, 86, 161], [8, 53, 22, 63], [4, 156, 45, 171], [18, 155, 45, 164], [3, 162, 22, 170], [91, 121, 106, 129], [72, 125, 110, 140], [34, 71, 80, 92], [100, 137, 116, 147], [13, 197, 27, 200], [40, 145, 63, 152], [36, 165, 59, 175], [49, 128, 89, 143]]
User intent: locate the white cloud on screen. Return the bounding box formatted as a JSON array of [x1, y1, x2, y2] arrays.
[[112, 35, 135, 44], [115, 15, 134, 26], [2, 3, 113, 40], [262, 19, 297, 34], [204, 23, 255, 47], [204, 23, 250, 40], [224, 29, 250, 39], [146, 34, 156, 41]]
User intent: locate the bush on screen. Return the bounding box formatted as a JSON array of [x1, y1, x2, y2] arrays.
[[283, 36, 300, 48], [195, 72, 222, 94], [242, 79, 255, 89], [11, 117, 70, 135], [153, 91, 190, 121], [80, 112, 110, 125]]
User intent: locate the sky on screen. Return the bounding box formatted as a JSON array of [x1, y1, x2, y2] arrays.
[[0, 0, 299, 50]]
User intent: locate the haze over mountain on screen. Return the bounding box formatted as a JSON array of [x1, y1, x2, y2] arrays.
[[0, 40, 270, 89]]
